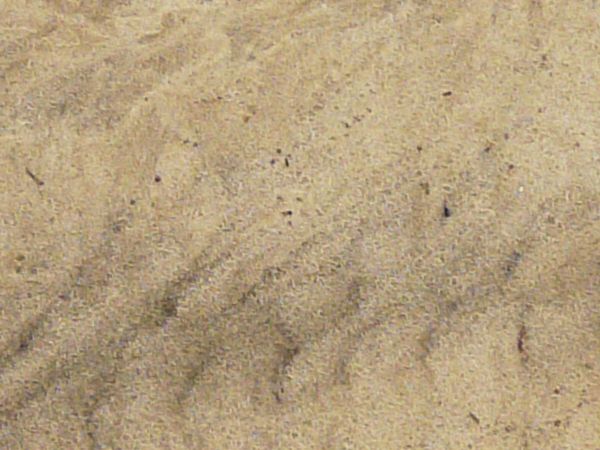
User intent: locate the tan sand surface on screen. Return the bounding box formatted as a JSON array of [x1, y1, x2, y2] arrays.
[[1, 0, 600, 448]]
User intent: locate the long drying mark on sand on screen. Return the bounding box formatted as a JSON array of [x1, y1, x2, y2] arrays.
[[0, 242, 235, 420]]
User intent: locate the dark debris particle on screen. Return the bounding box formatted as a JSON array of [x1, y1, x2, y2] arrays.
[[442, 91, 452, 96], [417, 145, 423, 152], [18, 335, 31, 351], [25, 168, 44, 186], [282, 210, 293, 216], [483, 146, 492, 153], [505, 251, 522, 276], [517, 325, 527, 353], [504, 132, 510, 140], [193, 142, 200, 148], [276, 149, 282, 154], [468, 412, 480, 424], [270, 159, 276, 165], [554, 420, 561, 427], [130, 199, 136, 205], [443, 202, 452, 218], [284, 157, 290, 167], [154, 175, 162, 183]]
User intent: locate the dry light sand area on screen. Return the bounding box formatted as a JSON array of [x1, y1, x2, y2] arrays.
[[1, 0, 600, 449]]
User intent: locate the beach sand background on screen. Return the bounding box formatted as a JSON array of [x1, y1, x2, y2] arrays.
[[1, 0, 599, 448]]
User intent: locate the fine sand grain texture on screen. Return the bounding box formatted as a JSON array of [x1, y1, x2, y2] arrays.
[[1, 0, 600, 449]]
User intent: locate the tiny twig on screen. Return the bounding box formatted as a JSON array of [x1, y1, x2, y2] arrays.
[[469, 412, 480, 424], [25, 168, 44, 186]]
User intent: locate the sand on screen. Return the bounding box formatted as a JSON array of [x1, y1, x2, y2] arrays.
[[1, 0, 599, 448]]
